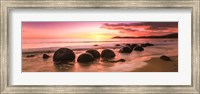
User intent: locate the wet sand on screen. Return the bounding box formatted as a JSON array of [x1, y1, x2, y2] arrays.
[[133, 56, 178, 72], [22, 43, 178, 72]]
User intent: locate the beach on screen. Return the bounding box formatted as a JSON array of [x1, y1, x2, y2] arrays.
[[22, 38, 178, 72], [133, 56, 178, 72]]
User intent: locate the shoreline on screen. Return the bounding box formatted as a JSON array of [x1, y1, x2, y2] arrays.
[[22, 43, 177, 54], [22, 46, 121, 54], [22, 53, 178, 72], [22, 42, 178, 72]]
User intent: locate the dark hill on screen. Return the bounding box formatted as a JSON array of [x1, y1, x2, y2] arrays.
[[112, 33, 178, 39]]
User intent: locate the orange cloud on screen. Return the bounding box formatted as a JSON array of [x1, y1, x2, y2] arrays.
[[101, 22, 178, 36]]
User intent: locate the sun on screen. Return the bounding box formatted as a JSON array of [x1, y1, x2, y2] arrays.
[[94, 35, 102, 41], [95, 35, 101, 39], [91, 33, 111, 40]]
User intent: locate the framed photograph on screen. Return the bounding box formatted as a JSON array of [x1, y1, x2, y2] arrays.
[[0, 0, 199, 93]]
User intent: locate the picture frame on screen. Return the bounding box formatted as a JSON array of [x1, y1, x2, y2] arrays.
[[0, 0, 199, 93]]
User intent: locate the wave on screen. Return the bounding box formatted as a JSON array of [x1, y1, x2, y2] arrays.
[[22, 38, 178, 54], [22, 45, 121, 54]]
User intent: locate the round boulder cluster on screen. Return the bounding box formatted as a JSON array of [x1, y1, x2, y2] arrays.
[[101, 49, 115, 59], [134, 46, 144, 51], [77, 53, 94, 63], [141, 43, 154, 47], [141, 44, 147, 47], [53, 48, 75, 63], [125, 44, 138, 50], [86, 49, 100, 59], [119, 46, 132, 53], [77, 49, 101, 63]]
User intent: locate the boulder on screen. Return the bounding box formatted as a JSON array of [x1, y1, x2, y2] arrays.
[[77, 53, 94, 63], [101, 49, 115, 59], [94, 44, 98, 46], [118, 59, 126, 62], [126, 44, 131, 47], [134, 46, 144, 51], [53, 48, 75, 62], [141, 43, 154, 47], [131, 44, 138, 49], [125, 44, 132, 50], [43, 54, 50, 59], [86, 49, 100, 59], [160, 55, 172, 61], [141, 44, 147, 47], [145, 43, 154, 46], [115, 44, 120, 46], [119, 46, 132, 53]]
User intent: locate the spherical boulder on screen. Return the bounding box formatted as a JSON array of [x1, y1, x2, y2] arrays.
[[125, 44, 133, 50], [77, 53, 94, 63], [101, 49, 115, 59], [160, 55, 172, 61], [131, 44, 138, 49], [43, 54, 50, 59], [134, 46, 144, 51], [145, 43, 154, 46], [126, 44, 131, 47], [53, 48, 75, 62], [119, 46, 132, 53], [141, 43, 154, 47], [115, 44, 120, 46], [86, 49, 100, 59], [141, 44, 147, 47]]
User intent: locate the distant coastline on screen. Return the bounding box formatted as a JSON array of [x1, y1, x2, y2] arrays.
[[112, 33, 178, 39]]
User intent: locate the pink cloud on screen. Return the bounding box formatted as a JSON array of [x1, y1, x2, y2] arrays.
[[101, 22, 178, 36]]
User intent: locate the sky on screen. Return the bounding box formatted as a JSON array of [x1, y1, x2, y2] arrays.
[[22, 22, 178, 39]]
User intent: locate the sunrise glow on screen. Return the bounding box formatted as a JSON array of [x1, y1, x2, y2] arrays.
[[22, 22, 178, 39]]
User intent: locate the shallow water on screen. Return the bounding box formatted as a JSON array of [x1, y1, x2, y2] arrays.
[[22, 38, 177, 53], [22, 41, 178, 72]]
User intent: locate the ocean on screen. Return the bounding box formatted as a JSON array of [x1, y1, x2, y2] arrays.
[[22, 38, 177, 53], [22, 38, 178, 72]]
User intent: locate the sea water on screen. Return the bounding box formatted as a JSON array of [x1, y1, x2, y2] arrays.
[[22, 38, 177, 53], [22, 38, 178, 72]]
